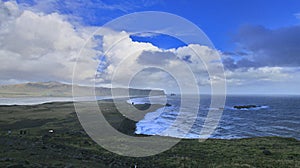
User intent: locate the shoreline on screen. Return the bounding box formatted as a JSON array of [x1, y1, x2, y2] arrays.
[[0, 100, 299, 141]]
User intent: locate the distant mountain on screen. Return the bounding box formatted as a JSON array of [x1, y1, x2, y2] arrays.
[[0, 81, 165, 98]]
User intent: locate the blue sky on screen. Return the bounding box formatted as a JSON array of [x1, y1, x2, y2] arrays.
[[1, 0, 300, 94], [13, 0, 300, 51]]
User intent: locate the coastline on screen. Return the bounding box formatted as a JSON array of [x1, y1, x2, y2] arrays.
[[0, 101, 299, 167], [1, 99, 299, 139]]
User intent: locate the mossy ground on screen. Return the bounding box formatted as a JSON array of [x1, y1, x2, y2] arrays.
[[0, 101, 299, 167]]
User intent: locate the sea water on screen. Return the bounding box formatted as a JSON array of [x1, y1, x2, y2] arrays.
[[130, 95, 300, 140]]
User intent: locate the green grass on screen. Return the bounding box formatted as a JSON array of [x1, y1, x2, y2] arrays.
[[0, 101, 299, 167]]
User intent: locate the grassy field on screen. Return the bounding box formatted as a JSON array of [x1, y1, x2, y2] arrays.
[[0, 100, 299, 167]]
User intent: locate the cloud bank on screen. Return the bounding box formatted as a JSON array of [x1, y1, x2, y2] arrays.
[[0, 1, 98, 84], [1, 1, 299, 94], [220, 24, 300, 93], [0, 1, 222, 93], [225, 25, 300, 69]]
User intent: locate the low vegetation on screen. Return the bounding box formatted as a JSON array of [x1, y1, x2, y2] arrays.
[[0, 101, 299, 167]]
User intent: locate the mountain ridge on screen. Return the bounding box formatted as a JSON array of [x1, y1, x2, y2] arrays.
[[0, 81, 165, 98]]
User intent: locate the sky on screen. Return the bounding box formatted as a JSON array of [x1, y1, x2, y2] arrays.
[[0, 0, 300, 94]]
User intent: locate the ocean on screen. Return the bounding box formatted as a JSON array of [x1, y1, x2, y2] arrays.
[[130, 95, 300, 140]]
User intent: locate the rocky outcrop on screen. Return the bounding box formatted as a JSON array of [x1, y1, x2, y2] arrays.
[[233, 105, 258, 109]]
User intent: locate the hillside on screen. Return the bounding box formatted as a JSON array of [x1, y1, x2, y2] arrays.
[[0, 81, 165, 98]]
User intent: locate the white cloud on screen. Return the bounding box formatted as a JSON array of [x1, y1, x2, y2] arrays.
[[225, 67, 300, 94], [89, 29, 224, 93], [0, 1, 224, 93], [0, 1, 98, 84], [225, 67, 291, 85]]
